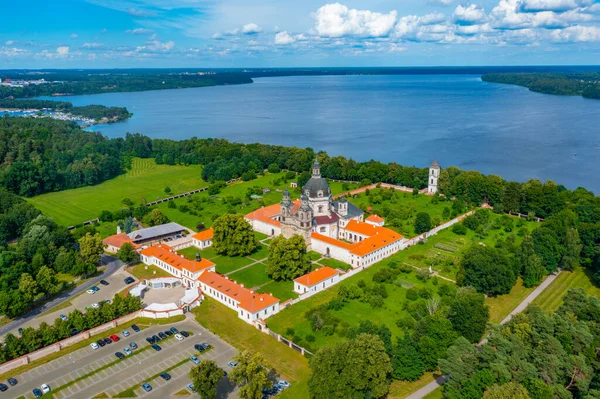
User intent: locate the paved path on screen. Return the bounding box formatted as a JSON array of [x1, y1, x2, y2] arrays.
[[0, 255, 123, 336], [405, 271, 561, 399]]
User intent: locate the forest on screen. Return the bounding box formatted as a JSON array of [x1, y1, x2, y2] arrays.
[[0, 99, 131, 122], [0, 70, 252, 98], [482, 73, 600, 99]]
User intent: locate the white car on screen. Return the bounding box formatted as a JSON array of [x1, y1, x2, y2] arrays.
[[278, 380, 290, 389], [122, 330, 130, 337], [86, 289, 95, 295], [41, 383, 51, 394], [124, 348, 132, 355], [90, 342, 99, 350], [174, 333, 184, 341], [91, 303, 100, 309]]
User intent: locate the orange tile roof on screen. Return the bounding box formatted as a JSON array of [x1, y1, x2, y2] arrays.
[[198, 271, 279, 313], [350, 228, 404, 256], [311, 232, 355, 250], [192, 227, 214, 241], [366, 214, 385, 224], [103, 233, 140, 249], [345, 220, 379, 236], [295, 267, 339, 287], [244, 200, 301, 228], [141, 244, 215, 274]]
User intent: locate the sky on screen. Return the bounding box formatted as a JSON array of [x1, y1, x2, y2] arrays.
[[1, 0, 599, 68]]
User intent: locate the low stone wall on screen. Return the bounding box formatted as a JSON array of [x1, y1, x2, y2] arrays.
[[0, 310, 142, 375]]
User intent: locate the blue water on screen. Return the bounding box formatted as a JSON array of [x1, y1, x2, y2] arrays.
[[41, 75, 600, 193]]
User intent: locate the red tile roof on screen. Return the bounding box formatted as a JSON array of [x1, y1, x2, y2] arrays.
[[198, 271, 279, 313], [315, 213, 339, 225], [103, 233, 139, 250], [140, 244, 215, 274], [345, 220, 379, 236], [245, 203, 282, 227], [192, 227, 213, 241], [366, 214, 385, 224], [295, 267, 339, 287], [312, 223, 404, 258]]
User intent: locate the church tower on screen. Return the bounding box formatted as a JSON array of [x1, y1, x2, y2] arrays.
[[428, 161, 440, 194], [303, 158, 331, 217]]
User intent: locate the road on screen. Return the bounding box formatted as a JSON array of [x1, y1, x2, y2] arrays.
[[7, 318, 240, 399], [405, 271, 561, 399], [0, 255, 123, 336]]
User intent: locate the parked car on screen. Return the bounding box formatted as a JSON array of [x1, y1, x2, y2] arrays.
[[110, 334, 120, 342], [170, 327, 179, 334], [122, 330, 130, 337], [146, 337, 154, 344], [160, 372, 171, 381], [91, 286, 100, 292], [158, 332, 167, 340], [194, 344, 205, 352], [0, 383, 7, 391], [92, 303, 100, 309], [190, 355, 200, 364], [129, 342, 138, 349], [33, 388, 42, 397], [90, 342, 99, 350], [152, 334, 160, 342], [41, 383, 51, 394], [103, 337, 112, 345], [186, 383, 197, 392], [86, 289, 95, 294], [278, 380, 290, 389], [164, 330, 173, 336], [227, 361, 238, 368], [141, 383, 152, 392], [151, 344, 162, 351], [180, 330, 190, 337], [131, 324, 140, 332], [7, 378, 17, 386], [124, 348, 132, 355], [201, 342, 211, 350], [60, 314, 68, 321], [97, 339, 106, 347], [100, 280, 109, 286], [124, 277, 135, 284], [115, 352, 125, 359], [175, 333, 184, 341]]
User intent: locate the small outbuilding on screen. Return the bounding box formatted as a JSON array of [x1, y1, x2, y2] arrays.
[[294, 266, 340, 295]]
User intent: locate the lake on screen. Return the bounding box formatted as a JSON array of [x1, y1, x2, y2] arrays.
[[46, 75, 600, 193]]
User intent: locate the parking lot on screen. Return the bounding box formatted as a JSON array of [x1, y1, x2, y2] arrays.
[[2, 268, 137, 339], [6, 318, 240, 399]]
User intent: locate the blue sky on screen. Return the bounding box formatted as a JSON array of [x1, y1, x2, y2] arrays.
[[1, 0, 599, 67]]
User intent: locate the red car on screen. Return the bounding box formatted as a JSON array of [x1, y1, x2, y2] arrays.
[[110, 334, 120, 342]]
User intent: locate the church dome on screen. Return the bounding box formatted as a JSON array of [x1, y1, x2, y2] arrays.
[[303, 177, 330, 198]]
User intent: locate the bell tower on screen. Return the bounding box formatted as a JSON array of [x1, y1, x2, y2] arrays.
[[428, 160, 440, 194]]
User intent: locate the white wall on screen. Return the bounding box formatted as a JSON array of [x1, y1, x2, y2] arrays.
[[246, 219, 281, 237], [310, 237, 352, 264], [294, 274, 340, 295]]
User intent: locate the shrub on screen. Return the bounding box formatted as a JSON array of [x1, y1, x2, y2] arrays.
[[418, 287, 433, 299], [372, 284, 388, 299], [369, 295, 384, 308], [327, 297, 345, 311], [398, 263, 413, 273], [357, 279, 366, 288], [178, 204, 190, 213], [396, 316, 416, 330], [167, 201, 177, 209], [321, 325, 335, 336], [416, 269, 431, 281], [285, 328, 295, 337], [306, 334, 316, 343], [406, 288, 419, 301], [373, 268, 395, 283], [452, 223, 467, 235]]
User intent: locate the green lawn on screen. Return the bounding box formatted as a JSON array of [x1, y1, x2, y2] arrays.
[[249, 244, 269, 261], [178, 245, 267, 275], [533, 268, 600, 312], [178, 246, 218, 261], [27, 158, 206, 226], [126, 263, 172, 280], [258, 280, 298, 302], [193, 300, 311, 399], [229, 262, 271, 288], [308, 251, 323, 261], [212, 255, 256, 275], [486, 278, 535, 323], [317, 257, 353, 271]]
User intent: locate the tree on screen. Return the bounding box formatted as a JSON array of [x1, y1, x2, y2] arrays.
[[520, 236, 546, 287], [414, 212, 432, 234], [266, 235, 311, 281], [189, 360, 224, 399], [123, 216, 136, 233], [448, 287, 490, 343], [413, 315, 458, 371], [392, 335, 424, 381], [483, 382, 531, 399], [78, 232, 104, 266], [36, 266, 61, 296], [18, 273, 38, 301], [117, 243, 138, 264], [164, 186, 172, 195], [212, 214, 258, 256], [561, 228, 582, 271], [457, 245, 517, 296], [308, 333, 392, 399], [230, 350, 271, 399], [143, 208, 169, 226]]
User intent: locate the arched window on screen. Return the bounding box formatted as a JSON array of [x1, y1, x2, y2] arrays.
[[317, 191, 323, 197], [318, 205, 324, 213]]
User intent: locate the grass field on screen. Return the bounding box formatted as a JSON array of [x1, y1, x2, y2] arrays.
[[486, 278, 534, 323], [533, 268, 600, 312], [317, 257, 353, 271], [126, 263, 172, 281], [193, 300, 311, 399], [27, 158, 206, 226], [229, 262, 271, 288]]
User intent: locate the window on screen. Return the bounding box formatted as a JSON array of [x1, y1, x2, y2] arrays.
[[318, 191, 323, 197], [318, 205, 324, 213], [320, 226, 326, 233]]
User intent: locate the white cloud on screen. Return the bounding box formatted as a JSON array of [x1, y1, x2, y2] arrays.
[[127, 7, 156, 17], [57, 46, 69, 56], [519, 0, 595, 12], [125, 28, 154, 35], [82, 42, 104, 48], [70, 33, 78, 39], [275, 31, 296, 44], [312, 3, 398, 37], [242, 23, 262, 34], [427, 0, 454, 5], [551, 24, 600, 41], [490, 0, 594, 29], [5, 40, 14, 45], [147, 40, 175, 52], [420, 12, 447, 25], [452, 4, 487, 25]]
